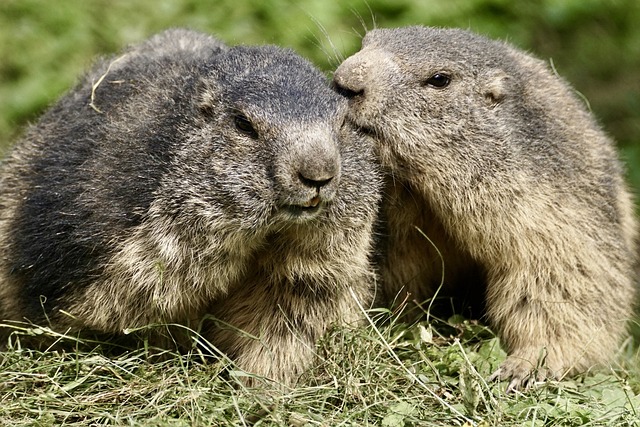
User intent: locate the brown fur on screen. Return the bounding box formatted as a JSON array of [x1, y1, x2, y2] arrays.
[[333, 26, 638, 389]]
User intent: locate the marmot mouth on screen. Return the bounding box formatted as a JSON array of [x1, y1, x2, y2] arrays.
[[285, 204, 321, 216], [283, 196, 324, 219], [356, 124, 378, 138], [345, 116, 378, 139]]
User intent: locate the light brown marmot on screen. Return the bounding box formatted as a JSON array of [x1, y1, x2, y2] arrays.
[[333, 26, 637, 389]]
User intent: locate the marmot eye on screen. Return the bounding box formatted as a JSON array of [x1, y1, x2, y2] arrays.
[[424, 73, 451, 88], [233, 113, 258, 138]]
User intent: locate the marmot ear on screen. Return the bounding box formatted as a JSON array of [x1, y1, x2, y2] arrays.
[[196, 80, 220, 117], [482, 70, 510, 108]]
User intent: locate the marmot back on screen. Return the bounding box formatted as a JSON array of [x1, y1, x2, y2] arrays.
[[333, 26, 637, 390], [0, 29, 382, 387]]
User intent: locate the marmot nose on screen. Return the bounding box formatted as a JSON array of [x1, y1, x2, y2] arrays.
[[333, 56, 367, 99], [293, 136, 341, 193], [332, 79, 364, 99], [298, 171, 334, 190]]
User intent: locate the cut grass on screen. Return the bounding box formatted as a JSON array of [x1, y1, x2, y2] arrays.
[[2, 312, 639, 426]]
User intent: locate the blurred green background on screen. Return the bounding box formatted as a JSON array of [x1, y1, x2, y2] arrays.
[[1, 0, 639, 186]]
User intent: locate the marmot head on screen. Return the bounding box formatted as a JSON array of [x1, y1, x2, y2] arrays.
[[332, 26, 577, 189], [164, 45, 348, 231]]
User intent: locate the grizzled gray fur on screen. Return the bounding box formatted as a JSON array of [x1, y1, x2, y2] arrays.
[[0, 29, 381, 386], [333, 26, 637, 390]]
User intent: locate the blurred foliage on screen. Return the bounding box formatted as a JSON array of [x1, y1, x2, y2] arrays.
[[0, 0, 638, 179]]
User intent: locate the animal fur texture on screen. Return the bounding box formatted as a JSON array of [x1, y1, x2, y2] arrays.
[[0, 29, 382, 386], [333, 26, 638, 390]]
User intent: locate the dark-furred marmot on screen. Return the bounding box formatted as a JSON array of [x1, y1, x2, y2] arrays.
[[333, 26, 637, 389], [0, 29, 382, 386]]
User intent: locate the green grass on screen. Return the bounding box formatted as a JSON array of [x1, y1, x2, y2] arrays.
[[2, 314, 640, 426]]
